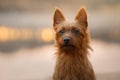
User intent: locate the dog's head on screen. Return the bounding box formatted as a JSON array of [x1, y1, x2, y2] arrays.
[[53, 8, 90, 52]]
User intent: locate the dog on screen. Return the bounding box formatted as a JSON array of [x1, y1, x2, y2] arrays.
[[52, 7, 96, 80]]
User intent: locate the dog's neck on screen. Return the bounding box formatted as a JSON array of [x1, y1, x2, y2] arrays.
[[56, 45, 89, 63]]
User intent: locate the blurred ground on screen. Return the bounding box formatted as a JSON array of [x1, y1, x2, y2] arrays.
[[0, 40, 120, 80]]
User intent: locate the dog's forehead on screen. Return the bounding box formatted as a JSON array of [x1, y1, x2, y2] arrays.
[[58, 21, 80, 29]]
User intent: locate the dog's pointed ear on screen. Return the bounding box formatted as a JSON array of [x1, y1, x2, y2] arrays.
[[75, 8, 88, 27], [53, 8, 65, 27]]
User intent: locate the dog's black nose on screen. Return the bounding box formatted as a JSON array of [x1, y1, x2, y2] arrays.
[[64, 37, 70, 43]]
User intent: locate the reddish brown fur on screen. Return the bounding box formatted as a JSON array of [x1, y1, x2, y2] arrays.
[[52, 7, 96, 80]]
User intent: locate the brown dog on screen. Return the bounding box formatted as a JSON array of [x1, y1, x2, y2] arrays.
[[52, 7, 96, 80]]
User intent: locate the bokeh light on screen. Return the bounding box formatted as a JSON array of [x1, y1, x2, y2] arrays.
[[0, 26, 9, 42], [41, 28, 53, 42]]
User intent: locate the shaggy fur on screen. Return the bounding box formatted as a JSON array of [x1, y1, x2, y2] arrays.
[[52, 7, 96, 80]]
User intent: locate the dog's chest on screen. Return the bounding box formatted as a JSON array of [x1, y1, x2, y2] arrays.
[[55, 57, 87, 80]]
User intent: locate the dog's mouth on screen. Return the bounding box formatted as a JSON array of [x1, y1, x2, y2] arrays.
[[62, 44, 74, 48], [61, 44, 76, 53]]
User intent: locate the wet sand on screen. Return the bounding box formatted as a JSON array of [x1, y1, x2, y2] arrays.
[[0, 40, 120, 80]]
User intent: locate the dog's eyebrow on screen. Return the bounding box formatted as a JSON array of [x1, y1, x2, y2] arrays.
[[71, 26, 77, 29]]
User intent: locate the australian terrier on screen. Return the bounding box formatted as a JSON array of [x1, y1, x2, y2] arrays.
[[52, 7, 96, 80]]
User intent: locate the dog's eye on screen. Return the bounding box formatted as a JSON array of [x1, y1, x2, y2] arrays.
[[59, 30, 65, 34], [72, 29, 79, 34]]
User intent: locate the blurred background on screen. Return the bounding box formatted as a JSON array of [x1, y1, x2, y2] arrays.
[[0, 0, 120, 80]]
